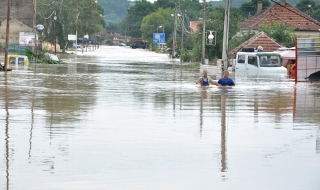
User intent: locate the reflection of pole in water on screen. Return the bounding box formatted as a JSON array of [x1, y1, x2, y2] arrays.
[[220, 95, 228, 174], [5, 74, 10, 189], [29, 74, 36, 159], [200, 91, 203, 136], [316, 129, 320, 154]]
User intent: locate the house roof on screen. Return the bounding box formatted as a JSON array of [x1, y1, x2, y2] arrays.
[[230, 32, 285, 57], [105, 33, 126, 40], [239, 1, 320, 31], [190, 21, 201, 33]]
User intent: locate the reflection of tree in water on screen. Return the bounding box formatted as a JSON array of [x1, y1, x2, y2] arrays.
[[247, 89, 294, 124], [34, 63, 100, 126]]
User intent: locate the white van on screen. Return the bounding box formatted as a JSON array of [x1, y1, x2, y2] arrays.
[[235, 52, 287, 76]]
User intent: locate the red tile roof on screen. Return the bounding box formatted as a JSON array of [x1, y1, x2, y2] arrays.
[[239, 2, 320, 31], [190, 21, 201, 33], [230, 32, 285, 57], [105, 33, 126, 39]]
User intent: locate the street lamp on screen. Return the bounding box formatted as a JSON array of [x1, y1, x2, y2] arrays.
[[208, 31, 214, 45], [206, 30, 216, 45]]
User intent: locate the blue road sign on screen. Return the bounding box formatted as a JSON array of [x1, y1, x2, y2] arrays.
[[153, 33, 165, 43]]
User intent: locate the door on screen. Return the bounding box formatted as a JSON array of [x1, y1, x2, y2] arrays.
[[235, 54, 246, 75], [246, 55, 258, 75]]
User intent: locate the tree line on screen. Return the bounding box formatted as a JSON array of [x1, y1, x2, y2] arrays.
[[105, 0, 319, 62], [37, 0, 106, 52]]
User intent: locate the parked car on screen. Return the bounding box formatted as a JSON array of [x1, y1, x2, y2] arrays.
[[131, 41, 148, 49], [72, 43, 81, 48], [119, 43, 126, 46]]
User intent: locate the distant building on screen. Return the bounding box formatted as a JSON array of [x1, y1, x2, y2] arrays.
[[190, 21, 201, 33]]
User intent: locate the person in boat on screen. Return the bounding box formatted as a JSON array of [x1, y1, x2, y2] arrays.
[[217, 71, 235, 86], [196, 70, 218, 86]]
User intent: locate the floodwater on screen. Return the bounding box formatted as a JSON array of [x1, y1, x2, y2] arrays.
[[0, 46, 320, 190]]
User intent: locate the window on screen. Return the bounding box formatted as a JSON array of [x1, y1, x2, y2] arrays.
[[237, 55, 245, 64], [259, 55, 282, 67], [248, 56, 257, 66], [10, 58, 16, 65], [18, 58, 24, 66]]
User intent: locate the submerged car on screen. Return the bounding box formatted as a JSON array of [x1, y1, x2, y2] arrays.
[[234, 52, 287, 77], [131, 41, 148, 49]]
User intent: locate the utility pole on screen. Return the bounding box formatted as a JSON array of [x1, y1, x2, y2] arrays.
[[180, 10, 185, 63], [172, 0, 179, 58], [222, 0, 230, 70], [76, 2, 79, 56], [201, 0, 206, 64], [4, 0, 11, 72], [33, 0, 37, 56]]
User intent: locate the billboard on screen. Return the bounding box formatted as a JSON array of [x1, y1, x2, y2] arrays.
[[153, 33, 165, 43], [19, 32, 37, 46], [68, 34, 77, 41]]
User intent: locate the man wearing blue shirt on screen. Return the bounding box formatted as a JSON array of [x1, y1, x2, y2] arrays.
[[217, 71, 235, 86]]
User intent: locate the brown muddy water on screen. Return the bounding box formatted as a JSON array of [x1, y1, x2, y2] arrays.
[[0, 46, 320, 190]]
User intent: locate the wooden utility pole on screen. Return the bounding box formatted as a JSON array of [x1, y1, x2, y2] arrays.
[[180, 10, 185, 63], [172, 0, 179, 58], [34, 0, 37, 55], [201, 0, 206, 64], [222, 0, 230, 70], [4, 0, 11, 72]]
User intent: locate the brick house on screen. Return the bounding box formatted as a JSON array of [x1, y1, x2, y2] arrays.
[[239, 0, 320, 37], [230, 31, 285, 58]]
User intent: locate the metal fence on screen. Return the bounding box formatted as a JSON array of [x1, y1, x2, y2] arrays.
[[296, 38, 320, 82]]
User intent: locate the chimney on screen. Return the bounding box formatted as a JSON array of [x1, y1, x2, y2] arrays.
[[280, 0, 286, 6], [257, 1, 263, 14]]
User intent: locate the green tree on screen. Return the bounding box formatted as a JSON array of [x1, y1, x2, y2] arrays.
[[186, 6, 244, 61], [38, 0, 104, 52], [123, 0, 156, 38], [258, 21, 295, 47], [154, 0, 175, 9], [140, 8, 175, 45], [295, 0, 320, 22], [99, 0, 130, 22], [240, 0, 271, 18]]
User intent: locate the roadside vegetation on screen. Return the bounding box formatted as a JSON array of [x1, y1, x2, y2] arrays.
[[32, 0, 320, 63]]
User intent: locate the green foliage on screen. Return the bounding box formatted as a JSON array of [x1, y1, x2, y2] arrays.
[[240, 0, 271, 18], [258, 21, 295, 47], [123, 0, 156, 37], [181, 49, 192, 62], [140, 8, 175, 44], [229, 30, 256, 51], [37, 0, 105, 52], [99, 0, 130, 22], [296, 0, 316, 12], [295, 0, 320, 22], [154, 0, 175, 9], [181, 6, 245, 62]]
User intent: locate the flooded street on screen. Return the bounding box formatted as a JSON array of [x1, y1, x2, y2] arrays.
[[1, 46, 320, 190]]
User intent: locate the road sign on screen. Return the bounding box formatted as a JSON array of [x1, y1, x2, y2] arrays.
[[36, 24, 44, 30], [153, 33, 165, 43]]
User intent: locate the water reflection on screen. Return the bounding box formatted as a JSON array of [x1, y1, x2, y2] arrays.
[[220, 90, 228, 178], [1, 47, 320, 189], [4, 73, 10, 190]]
